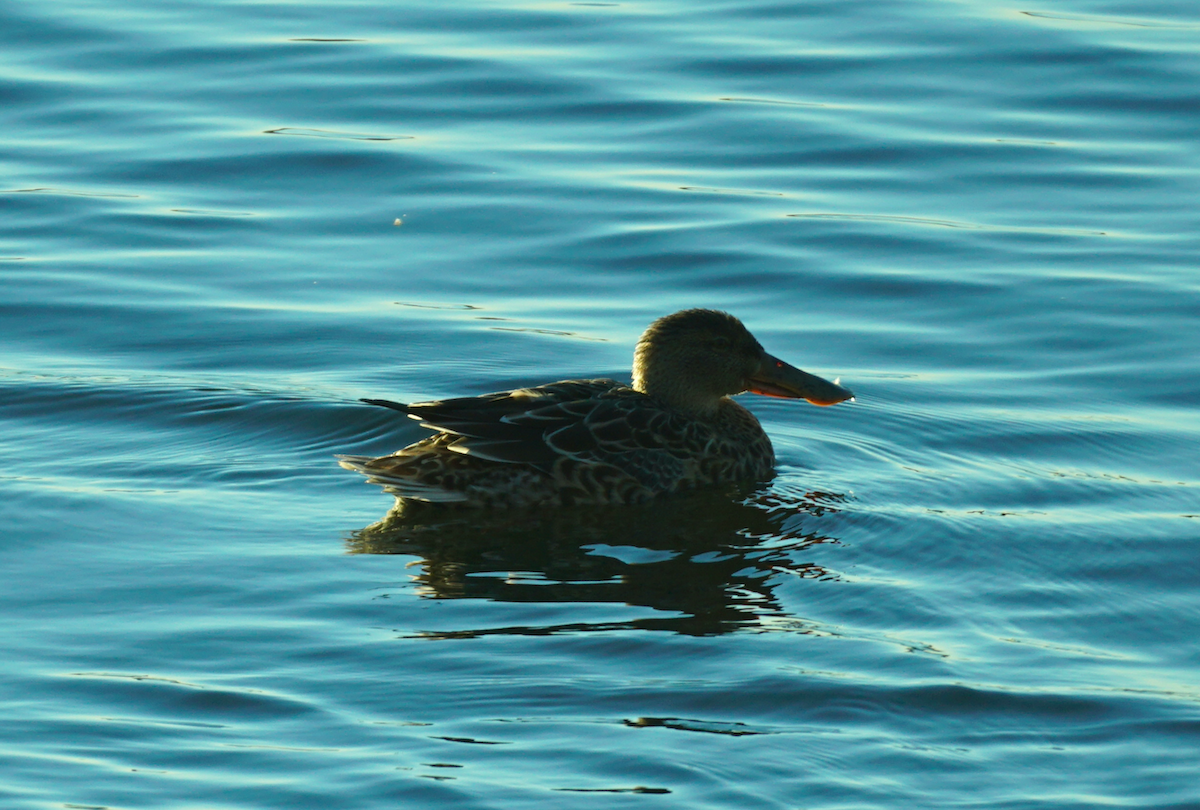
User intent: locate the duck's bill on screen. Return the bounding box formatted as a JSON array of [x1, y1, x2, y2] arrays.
[[746, 355, 854, 406]]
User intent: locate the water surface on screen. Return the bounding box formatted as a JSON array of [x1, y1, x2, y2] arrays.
[[3, 1, 1198, 807]]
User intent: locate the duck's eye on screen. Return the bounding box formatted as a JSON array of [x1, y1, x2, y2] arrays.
[[712, 336, 732, 350]]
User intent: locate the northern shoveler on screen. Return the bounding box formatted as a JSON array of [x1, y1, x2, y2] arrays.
[[338, 309, 853, 507]]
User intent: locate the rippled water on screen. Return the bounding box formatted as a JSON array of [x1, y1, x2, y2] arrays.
[[4, 1, 1199, 807]]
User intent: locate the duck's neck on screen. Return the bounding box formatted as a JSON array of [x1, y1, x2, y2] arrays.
[[632, 366, 729, 420]]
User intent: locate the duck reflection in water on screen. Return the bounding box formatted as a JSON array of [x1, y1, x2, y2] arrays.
[[339, 309, 852, 508], [346, 486, 848, 637]]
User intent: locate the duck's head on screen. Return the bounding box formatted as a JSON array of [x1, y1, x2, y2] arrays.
[[631, 309, 853, 417]]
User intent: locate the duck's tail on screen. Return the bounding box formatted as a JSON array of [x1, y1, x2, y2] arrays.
[[336, 454, 470, 504]]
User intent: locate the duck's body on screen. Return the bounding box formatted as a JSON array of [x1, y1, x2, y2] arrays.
[[340, 377, 776, 507], [339, 309, 852, 508]]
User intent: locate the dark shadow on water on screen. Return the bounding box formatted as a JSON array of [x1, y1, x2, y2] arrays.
[[344, 486, 846, 636]]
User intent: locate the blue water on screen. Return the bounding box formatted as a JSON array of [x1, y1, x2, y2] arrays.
[[3, 0, 1199, 807]]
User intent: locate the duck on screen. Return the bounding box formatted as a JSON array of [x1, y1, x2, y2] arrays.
[[338, 308, 853, 508]]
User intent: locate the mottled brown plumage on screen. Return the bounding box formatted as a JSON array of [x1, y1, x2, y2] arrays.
[[338, 309, 852, 507]]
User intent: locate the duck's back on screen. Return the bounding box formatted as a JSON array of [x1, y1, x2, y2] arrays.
[[338, 378, 774, 507]]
